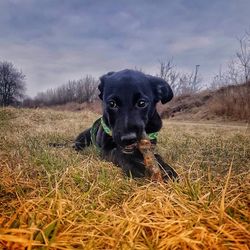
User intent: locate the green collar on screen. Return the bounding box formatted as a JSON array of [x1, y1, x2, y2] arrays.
[[101, 117, 112, 136], [100, 117, 158, 140]]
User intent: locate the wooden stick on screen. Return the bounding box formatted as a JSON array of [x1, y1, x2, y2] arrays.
[[138, 139, 163, 182]]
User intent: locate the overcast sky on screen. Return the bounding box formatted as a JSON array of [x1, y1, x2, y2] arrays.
[[0, 0, 250, 96]]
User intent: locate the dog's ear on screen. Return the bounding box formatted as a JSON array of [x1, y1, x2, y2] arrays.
[[98, 72, 115, 100], [148, 75, 173, 104]]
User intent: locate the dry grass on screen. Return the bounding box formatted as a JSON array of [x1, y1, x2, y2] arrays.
[[0, 107, 249, 249], [208, 83, 250, 121]]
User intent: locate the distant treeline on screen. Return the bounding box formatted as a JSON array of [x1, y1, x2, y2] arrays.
[[23, 75, 98, 107]]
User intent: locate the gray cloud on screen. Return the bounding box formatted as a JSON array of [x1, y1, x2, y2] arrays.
[[0, 0, 250, 96]]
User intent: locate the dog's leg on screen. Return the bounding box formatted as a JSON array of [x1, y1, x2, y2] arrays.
[[105, 148, 147, 178], [74, 128, 92, 151], [154, 154, 178, 181]]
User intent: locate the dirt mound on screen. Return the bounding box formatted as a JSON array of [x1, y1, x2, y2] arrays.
[[160, 90, 213, 120], [161, 83, 250, 122]]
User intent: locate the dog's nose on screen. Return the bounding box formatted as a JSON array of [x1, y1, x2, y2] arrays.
[[121, 132, 137, 145]]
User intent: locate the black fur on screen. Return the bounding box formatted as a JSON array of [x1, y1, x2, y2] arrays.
[[74, 69, 178, 181]]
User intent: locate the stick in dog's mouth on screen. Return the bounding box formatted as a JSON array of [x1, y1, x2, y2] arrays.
[[138, 137, 163, 182], [121, 135, 163, 182]]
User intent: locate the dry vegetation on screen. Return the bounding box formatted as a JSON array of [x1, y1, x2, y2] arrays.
[[0, 108, 249, 249], [209, 83, 250, 121], [161, 82, 250, 122]]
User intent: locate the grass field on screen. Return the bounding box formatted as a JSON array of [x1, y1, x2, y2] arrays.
[[0, 108, 249, 249]]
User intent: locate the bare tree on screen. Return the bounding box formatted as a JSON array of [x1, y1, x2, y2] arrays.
[[187, 64, 202, 94], [210, 65, 227, 90], [211, 32, 250, 89], [157, 59, 180, 95], [227, 59, 241, 85], [76, 75, 98, 103], [177, 70, 202, 96], [0, 61, 26, 106], [236, 35, 250, 83], [157, 60, 202, 96]]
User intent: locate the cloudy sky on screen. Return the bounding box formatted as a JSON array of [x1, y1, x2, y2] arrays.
[[0, 0, 250, 96]]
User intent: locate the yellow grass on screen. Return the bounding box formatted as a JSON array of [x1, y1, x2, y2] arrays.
[[0, 107, 249, 249]]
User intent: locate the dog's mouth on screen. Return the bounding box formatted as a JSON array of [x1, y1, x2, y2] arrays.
[[121, 143, 138, 154]]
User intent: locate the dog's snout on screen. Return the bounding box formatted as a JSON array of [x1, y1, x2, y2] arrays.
[[121, 132, 137, 145]]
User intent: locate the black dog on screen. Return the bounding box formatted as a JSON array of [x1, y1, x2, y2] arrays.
[[74, 69, 178, 181]]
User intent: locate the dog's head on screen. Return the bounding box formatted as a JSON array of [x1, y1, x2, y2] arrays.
[[98, 69, 173, 153]]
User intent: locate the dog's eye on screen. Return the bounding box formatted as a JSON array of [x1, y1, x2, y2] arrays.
[[137, 100, 147, 108], [108, 100, 117, 108]]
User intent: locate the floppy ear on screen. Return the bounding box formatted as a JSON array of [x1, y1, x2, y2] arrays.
[[146, 109, 162, 133], [98, 71, 115, 100], [148, 75, 173, 104]]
